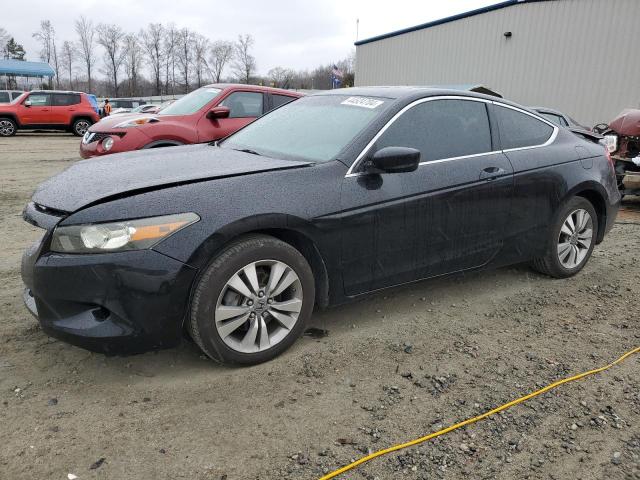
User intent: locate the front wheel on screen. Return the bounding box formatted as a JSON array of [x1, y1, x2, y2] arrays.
[[189, 235, 315, 365], [531, 197, 598, 278], [0, 117, 17, 137], [72, 118, 92, 136]]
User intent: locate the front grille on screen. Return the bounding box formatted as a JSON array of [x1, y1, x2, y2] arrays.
[[83, 131, 126, 144]]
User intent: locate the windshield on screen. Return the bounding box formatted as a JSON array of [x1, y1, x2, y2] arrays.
[[222, 95, 390, 162], [11, 92, 27, 104], [159, 87, 222, 116]]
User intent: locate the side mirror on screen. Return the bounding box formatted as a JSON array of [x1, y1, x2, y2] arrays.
[[207, 106, 230, 120], [365, 146, 421, 174], [24, 99, 32, 107]]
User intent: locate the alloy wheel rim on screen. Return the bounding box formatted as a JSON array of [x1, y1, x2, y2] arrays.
[[557, 208, 593, 269], [214, 259, 303, 353], [0, 120, 14, 136], [75, 121, 90, 135]]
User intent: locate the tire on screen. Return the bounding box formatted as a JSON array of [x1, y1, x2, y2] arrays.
[[531, 196, 598, 278], [0, 117, 17, 137], [189, 234, 315, 365], [71, 118, 92, 136]]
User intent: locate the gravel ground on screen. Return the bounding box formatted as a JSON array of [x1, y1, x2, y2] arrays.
[[0, 133, 639, 480]]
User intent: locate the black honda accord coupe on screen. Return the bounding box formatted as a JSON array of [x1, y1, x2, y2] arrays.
[[22, 87, 620, 364]]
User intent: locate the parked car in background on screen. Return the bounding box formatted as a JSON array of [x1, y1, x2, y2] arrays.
[[0, 90, 24, 103], [87, 94, 99, 116], [127, 104, 162, 114], [109, 104, 161, 115], [532, 107, 588, 131], [80, 84, 302, 158], [25, 87, 619, 364], [0, 90, 100, 137], [109, 107, 133, 115], [593, 109, 640, 197], [99, 98, 147, 117], [156, 99, 175, 112]]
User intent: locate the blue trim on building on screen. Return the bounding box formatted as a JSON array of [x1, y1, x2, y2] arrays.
[[0, 59, 55, 77], [355, 0, 548, 46]]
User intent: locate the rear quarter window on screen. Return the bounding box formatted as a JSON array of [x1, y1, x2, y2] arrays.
[[0, 92, 9, 103], [495, 105, 554, 150], [271, 94, 296, 110]]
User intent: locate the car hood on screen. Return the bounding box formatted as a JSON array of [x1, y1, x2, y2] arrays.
[[609, 109, 640, 137], [32, 144, 312, 212], [89, 113, 162, 130]]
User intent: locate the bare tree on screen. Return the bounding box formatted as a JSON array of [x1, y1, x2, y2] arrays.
[[74, 16, 96, 92], [336, 50, 355, 87], [268, 66, 294, 88], [60, 41, 76, 89], [0, 28, 9, 60], [232, 34, 256, 84], [51, 36, 60, 88], [163, 24, 178, 94], [176, 27, 194, 92], [33, 20, 60, 87], [208, 40, 233, 83], [0, 27, 8, 46], [123, 34, 143, 96], [97, 24, 126, 96], [192, 33, 209, 88], [140, 23, 164, 95]]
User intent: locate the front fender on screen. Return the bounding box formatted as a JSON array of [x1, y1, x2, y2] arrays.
[[165, 213, 328, 270]]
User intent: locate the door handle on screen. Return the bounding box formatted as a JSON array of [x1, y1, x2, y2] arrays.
[[479, 166, 506, 181]]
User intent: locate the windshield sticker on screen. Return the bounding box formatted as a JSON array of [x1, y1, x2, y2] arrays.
[[341, 97, 384, 109]]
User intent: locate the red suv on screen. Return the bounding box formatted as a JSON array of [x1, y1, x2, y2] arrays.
[[0, 90, 100, 137], [80, 84, 302, 158]]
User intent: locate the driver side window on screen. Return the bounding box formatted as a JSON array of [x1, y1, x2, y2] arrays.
[[26, 93, 50, 106], [374, 99, 492, 162], [220, 92, 264, 118]]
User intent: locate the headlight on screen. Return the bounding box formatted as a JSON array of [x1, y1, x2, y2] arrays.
[[50, 213, 199, 253], [102, 136, 114, 151], [601, 134, 618, 154], [114, 117, 159, 128]]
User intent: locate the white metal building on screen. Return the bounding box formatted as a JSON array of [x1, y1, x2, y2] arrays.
[[354, 0, 640, 126]]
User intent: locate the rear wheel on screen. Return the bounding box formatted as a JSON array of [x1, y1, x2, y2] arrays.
[[0, 118, 17, 137], [72, 118, 92, 136], [531, 196, 598, 278], [189, 235, 315, 365]]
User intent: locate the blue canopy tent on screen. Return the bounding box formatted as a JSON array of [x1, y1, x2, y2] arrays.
[[0, 59, 55, 90]]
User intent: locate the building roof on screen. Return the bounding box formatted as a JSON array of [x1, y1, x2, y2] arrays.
[[355, 0, 549, 46], [0, 59, 55, 77]]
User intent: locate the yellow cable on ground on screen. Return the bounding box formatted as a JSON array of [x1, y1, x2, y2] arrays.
[[319, 345, 640, 480]]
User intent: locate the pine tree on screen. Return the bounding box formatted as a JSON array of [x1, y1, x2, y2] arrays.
[[4, 37, 26, 60]]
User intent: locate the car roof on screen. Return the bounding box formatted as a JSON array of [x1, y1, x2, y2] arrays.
[[30, 90, 86, 95], [312, 86, 509, 103]]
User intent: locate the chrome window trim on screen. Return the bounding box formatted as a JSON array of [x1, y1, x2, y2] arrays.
[[345, 95, 558, 178], [491, 101, 559, 153]]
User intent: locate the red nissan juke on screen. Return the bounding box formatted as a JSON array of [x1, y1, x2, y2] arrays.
[[80, 84, 301, 158]]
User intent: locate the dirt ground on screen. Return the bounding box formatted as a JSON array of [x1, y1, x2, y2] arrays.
[[0, 133, 639, 480]]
